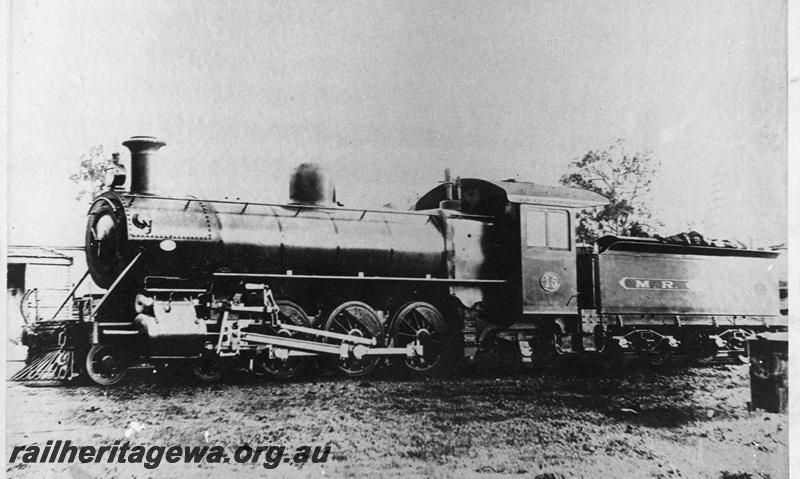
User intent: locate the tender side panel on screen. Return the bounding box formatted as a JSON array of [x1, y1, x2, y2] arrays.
[[597, 250, 779, 316]]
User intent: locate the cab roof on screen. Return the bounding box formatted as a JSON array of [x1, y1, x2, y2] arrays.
[[415, 178, 609, 216]]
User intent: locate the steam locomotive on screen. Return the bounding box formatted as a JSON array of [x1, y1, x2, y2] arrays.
[[14, 136, 786, 386]]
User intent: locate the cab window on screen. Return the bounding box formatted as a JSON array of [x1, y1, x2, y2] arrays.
[[525, 209, 570, 250]]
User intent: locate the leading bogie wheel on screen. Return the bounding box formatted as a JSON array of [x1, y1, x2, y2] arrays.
[[389, 301, 450, 375], [192, 352, 222, 382], [85, 343, 128, 386], [325, 301, 384, 377]]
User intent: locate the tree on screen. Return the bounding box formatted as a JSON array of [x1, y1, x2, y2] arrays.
[[560, 139, 662, 243], [69, 145, 107, 202]]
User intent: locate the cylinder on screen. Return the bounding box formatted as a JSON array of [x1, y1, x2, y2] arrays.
[[122, 136, 166, 195]]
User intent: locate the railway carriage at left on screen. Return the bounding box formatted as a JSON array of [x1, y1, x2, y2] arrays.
[[14, 136, 785, 386]]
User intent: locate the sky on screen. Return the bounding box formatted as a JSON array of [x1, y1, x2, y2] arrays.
[[7, 0, 788, 247]]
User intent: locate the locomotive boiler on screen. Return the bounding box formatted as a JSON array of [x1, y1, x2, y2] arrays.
[[14, 136, 786, 386]]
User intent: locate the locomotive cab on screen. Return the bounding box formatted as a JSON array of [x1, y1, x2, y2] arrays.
[[416, 177, 608, 323]]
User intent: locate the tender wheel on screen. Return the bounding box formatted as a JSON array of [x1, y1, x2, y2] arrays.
[[643, 347, 672, 367], [324, 301, 384, 377], [389, 301, 451, 375], [728, 329, 756, 364], [85, 344, 128, 386], [192, 352, 222, 382], [255, 300, 312, 379], [684, 333, 718, 364]]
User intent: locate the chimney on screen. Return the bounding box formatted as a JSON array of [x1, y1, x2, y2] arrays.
[[122, 136, 166, 195]]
